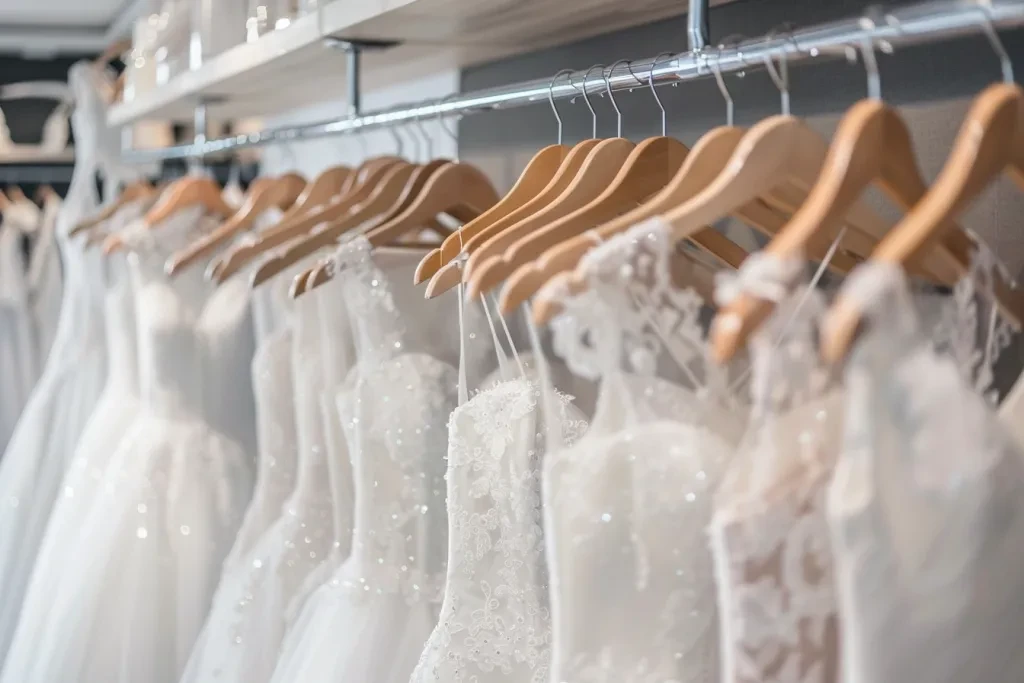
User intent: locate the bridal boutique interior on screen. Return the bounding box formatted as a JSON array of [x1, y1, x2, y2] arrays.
[[3, 0, 1024, 682]]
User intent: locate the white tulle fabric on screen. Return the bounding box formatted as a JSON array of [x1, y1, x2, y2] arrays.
[[827, 261, 1024, 683], [0, 201, 38, 453], [540, 216, 743, 683], [0, 207, 255, 683], [180, 266, 350, 683], [0, 153, 108, 666], [269, 236, 456, 683], [709, 250, 843, 683], [27, 194, 64, 366]]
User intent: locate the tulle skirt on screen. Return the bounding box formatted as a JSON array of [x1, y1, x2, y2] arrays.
[[0, 333, 104, 663], [0, 303, 39, 453], [0, 412, 253, 683], [269, 578, 437, 683]]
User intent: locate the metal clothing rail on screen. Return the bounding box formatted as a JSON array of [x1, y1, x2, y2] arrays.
[[122, 0, 1024, 163]]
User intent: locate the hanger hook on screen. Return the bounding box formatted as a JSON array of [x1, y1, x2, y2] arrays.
[[629, 52, 672, 136], [709, 47, 735, 126], [387, 123, 403, 157], [436, 94, 461, 161], [855, 16, 883, 100], [976, 2, 1014, 84], [604, 59, 630, 138], [581, 64, 605, 139], [414, 109, 433, 160], [548, 68, 575, 145], [762, 28, 791, 115]]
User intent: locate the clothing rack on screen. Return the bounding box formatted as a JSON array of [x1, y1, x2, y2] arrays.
[[121, 0, 1024, 164]]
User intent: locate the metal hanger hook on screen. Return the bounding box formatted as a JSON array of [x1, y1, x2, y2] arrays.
[[632, 52, 673, 136], [387, 123, 403, 157], [977, 2, 1014, 84], [548, 68, 575, 145], [856, 16, 883, 100], [603, 59, 630, 138], [709, 47, 735, 126], [761, 29, 792, 116], [414, 109, 433, 160], [580, 64, 605, 139], [436, 94, 461, 161]]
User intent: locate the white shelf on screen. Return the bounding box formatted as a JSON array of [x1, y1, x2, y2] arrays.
[[110, 0, 731, 127]]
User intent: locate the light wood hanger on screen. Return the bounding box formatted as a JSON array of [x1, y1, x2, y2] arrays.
[[823, 80, 1024, 363], [414, 144, 566, 284], [251, 162, 421, 287], [415, 71, 581, 284], [6, 186, 26, 203], [424, 138, 603, 299], [143, 174, 235, 230], [211, 157, 407, 283], [278, 165, 353, 223], [296, 158, 453, 297], [165, 172, 306, 276], [365, 160, 500, 248], [70, 180, 157, 238]]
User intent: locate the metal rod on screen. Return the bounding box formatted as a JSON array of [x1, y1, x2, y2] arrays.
[[347, 44, 361, 117], [688, 0, 709, 51], [122, 0, 1024, 163]]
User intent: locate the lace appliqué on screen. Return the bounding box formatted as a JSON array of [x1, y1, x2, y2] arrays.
[[411, 380, 585, 683], [932, 242, 1016, 404]]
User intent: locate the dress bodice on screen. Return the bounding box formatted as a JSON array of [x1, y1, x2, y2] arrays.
[[124, 208, 252, 422], [328, 236, 457, 603]]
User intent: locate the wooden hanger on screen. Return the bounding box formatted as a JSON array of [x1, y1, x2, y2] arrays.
[[6, 186, 26, 203], [710, 89, 978, 363], [278, 165, 353, 223], [415, 144, 567, 283], [297, 159, 453, 297], [70, 180, 157, 238], [210, 157, 407, 283], [165, 172, 306, 276], [823, 81, 1024, 363], [424, 138, 604, 299], [251, 162, 421, 287], [365, 160, 500, 248], [143, 174, 234, 230]]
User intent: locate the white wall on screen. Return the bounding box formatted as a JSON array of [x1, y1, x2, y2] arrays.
[[258, 69, 459, 179]]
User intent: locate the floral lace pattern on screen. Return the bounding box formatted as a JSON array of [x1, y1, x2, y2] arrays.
[[411, 377, 586, 683], [710, 252, 841, 683], [540, 217, 743, 683]]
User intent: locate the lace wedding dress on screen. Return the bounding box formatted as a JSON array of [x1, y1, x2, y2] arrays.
[[410, 285, 589, 683], [269, 236, 457, 683], [708, 251, 843, 683], [827, 261, 1024, 683], [0, 207, 255, 683], [539, 217, 744, 683]]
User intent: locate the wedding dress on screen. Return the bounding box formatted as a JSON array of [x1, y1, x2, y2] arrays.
[[27, 192, 64, 365], [269, 236, 457, 683], [410, 286, 588, 683], [181, 266, 349, 683], [0, 204, 36, 453], [539, 217, 744, 683], [708, 252, 843, 683], [0, 207, 255, 683], [827, 261, 1024, 683], [0, 164, 107, 666]]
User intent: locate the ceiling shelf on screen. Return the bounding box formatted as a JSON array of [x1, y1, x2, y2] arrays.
[[109, 0, 729, 127]]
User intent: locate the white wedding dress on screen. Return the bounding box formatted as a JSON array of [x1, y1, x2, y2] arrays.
[[539, 217, 744, 683], [0, 202, 37, 453], [708, 251, 843, 683], [180, 265, 350, 683], [269, 236, 457, 683], [27, 193, 64, 366], [827, 261, 1024, 683], [0, 207, 255, 683], [0, 172, 107, 666]]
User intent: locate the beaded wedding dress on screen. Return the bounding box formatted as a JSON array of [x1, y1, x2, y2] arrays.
[[181, 268, 350, 683], [0, 207, 255, 683], [827, 260, 1024, 683], [538, 217, 744, 683], [269, 236, 457, 683]]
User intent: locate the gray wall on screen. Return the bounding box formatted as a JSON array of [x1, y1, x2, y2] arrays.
[[459, 0, 1024, 274]]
